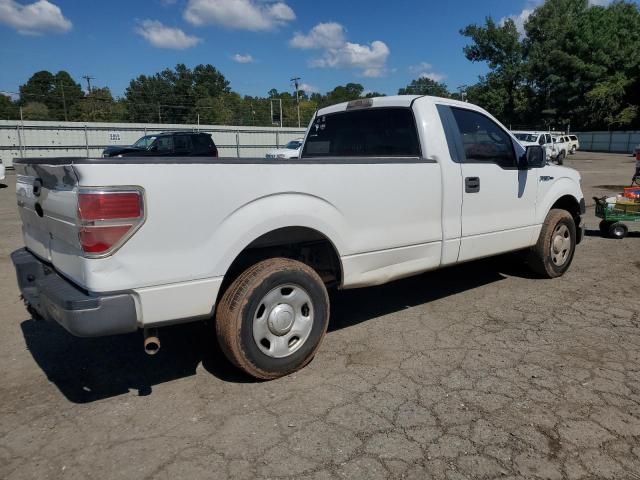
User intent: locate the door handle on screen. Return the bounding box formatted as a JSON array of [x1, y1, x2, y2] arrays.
[[465, 176, 480, 193]]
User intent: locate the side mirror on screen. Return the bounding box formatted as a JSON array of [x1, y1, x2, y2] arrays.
[[520, 145, 546, 169]]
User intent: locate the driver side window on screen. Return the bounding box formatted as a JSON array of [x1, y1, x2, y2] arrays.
[[451, 107, 516, 167]]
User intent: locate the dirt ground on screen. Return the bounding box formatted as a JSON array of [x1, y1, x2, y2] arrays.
[[1, 152, 639, 480]]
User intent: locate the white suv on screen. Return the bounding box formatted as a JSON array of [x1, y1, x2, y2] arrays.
[[553, 136, 570, 164], [567, 135, 579, 154], [513, 131, 558, 163], [266, 138, 304, 160]]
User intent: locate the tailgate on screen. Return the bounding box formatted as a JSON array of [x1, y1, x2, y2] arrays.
[[15, 161, 85, 284]]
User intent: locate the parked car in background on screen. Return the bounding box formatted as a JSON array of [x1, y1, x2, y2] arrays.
[[513, 131, 558, 163], [102, 134, 158, 158], [568, 135, 580, 154], [266, 138, 304, 159], [553, 136, 570, 164], [12, 95, 585, 379], [104, 132, 218, 158]]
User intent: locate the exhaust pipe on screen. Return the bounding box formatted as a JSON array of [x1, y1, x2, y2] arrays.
[[143, 328, 160, 355]]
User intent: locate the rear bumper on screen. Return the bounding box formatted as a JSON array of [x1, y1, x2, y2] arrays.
[[11, 248, 138, 337]]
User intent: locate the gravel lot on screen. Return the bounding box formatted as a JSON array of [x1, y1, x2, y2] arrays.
[[1, 152, 639, 480]]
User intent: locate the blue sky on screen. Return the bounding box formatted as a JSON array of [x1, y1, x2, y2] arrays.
[[0, 0, 622, 98]]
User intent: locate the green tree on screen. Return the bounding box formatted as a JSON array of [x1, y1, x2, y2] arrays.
[[0, 94, 18, 120], [124, 64, 232, 124], [525, 0, 640, 129], [19, 70, 83, 121], [322, 83, 365, 107], [398, 77, 450, 97], [75, 87, 120, 122], [461, 17, 526, 125], [22, 101, 49, 120]]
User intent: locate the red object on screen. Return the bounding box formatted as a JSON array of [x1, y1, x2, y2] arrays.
[[78, 192, 142, 221], [79, 225, 133, 254], [623, 187, 640, 200], [77, 190, 144, 254]]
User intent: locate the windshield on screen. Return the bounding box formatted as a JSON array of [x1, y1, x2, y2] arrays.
[[133, 135, 157, 149], [514, 133, 538, 142], [285, 140, 302, 150]]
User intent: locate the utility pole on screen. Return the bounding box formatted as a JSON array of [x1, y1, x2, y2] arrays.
[[59, 80, 68, 122], [291, 76, 301, 128], [82, 75, 95, 121], [157, 102, 161, 123], [82, 75, 94, 93]]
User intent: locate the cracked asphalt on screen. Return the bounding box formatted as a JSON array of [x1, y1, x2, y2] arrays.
[[1, 152, 640, 479]]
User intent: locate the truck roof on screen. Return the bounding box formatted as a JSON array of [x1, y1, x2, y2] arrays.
[[316, 95, 485, 117]]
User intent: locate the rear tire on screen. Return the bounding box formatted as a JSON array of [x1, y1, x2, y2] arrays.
[[556, 151, 565, 165], [608, 222, 628, 239], [528, 209, 576, 278], [571, 145, 577, 155], [215, 258, 330, 380]]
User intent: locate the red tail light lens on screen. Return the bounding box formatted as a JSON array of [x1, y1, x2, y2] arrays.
[[78, 192, 142, 221], [79, 225, 133, 254], [77, 189, 144, 256]]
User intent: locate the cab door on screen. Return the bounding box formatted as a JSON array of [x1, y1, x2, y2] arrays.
[[448, 107, 538, 261]]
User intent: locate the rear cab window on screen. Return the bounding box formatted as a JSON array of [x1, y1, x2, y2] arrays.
[[302, 108, 421, 158]]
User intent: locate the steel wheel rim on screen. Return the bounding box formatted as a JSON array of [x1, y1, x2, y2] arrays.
[[252, 283, 314, 358], [551, 224, 571, 266]]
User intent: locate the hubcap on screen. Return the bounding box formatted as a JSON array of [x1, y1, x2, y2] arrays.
[[551, 224, 572, 266], [252, 284, 314, 358]]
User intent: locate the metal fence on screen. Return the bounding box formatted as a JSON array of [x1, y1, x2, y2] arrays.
[[0, 120, 307, 168], [574, 131, 640, 153]]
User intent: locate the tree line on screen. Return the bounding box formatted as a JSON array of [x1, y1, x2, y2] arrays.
[[1, 0, 638, 131]]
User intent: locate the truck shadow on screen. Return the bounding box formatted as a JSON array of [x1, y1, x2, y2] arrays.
[[21, 254, 525, 403]]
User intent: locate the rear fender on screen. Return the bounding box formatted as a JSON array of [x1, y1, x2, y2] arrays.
[[209, 192, 347, 278]]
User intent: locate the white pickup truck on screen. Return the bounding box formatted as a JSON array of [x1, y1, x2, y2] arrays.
[[11, 96, 585, 379]]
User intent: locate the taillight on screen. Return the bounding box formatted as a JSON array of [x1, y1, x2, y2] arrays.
[[77, 188, 144, 256]]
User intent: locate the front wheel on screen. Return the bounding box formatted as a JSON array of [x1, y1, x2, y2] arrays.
[[527, 209, 577, 278], [556, 151, 565, 165], [215, 258, 330, 380]]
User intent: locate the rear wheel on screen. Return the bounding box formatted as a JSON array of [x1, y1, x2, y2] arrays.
[[528, 209, 576, 278], [556, 151, 565, 165], [571, 145, 577, 155], [608, 222, 628, 239], [215, 258, 330, 380]]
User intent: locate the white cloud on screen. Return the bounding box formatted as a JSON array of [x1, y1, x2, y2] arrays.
[[409, 62, 446, 82], [500, 8, 534, 36], [136, 20, 201, 49], [232, 53, 254, 63], [184, 0, 295, 31], [298, 83, 319, 93], [0, 0, 71, 35], [290, 22, 346, 49], [291, 22, 390, 77], [503, 0, 611, 36]]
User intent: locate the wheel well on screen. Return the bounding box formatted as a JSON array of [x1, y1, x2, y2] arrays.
[[220, 227, 343, 295]]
